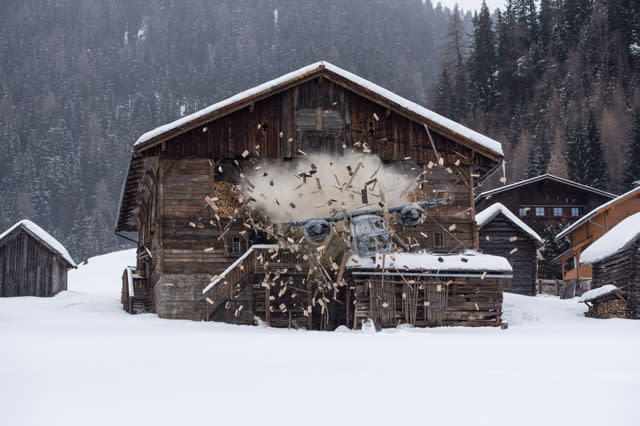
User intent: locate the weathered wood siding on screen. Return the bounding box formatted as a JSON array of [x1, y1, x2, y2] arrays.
[[0, 230, 68, 297], [590, 240, 640, 319], [478, 215, 538, 295], [350, 275, 504, 328]]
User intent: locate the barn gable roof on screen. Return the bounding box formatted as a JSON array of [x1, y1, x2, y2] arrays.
[[475, 202, 543, 245], [556, 185, 640, 240], [0, 220, 76, 268], [475, 174, 616, 203], [133, 61, 504, 158], [117, 61, 507, 232]]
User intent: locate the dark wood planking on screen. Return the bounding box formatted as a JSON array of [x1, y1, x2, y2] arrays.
[[479, 214, 539, 296], [0, 229, 69, 297]]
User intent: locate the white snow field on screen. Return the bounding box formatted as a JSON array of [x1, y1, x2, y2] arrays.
[[1, 250, 639, 426]]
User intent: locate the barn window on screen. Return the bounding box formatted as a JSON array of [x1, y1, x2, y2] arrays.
[[553, 207, 563, 217], [535, 207, 545, 217], [519, 207, 527, 217], [571, 207, 580, 217], [227, 236, 242, 256], [434, 232, 443, 248]]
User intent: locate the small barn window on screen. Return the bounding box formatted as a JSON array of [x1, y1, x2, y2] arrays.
[[434, 232, 443, 248], [553, 207, 563, 217], [519, 207, 527, 217], [535, 207, 545, 217], [227, 236, 242, 256], [571, 207, 580, 217]]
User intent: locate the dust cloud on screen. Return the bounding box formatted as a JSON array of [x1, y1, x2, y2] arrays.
[[247, 152, 421, 222]]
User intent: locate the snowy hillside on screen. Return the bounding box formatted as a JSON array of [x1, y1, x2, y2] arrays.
[[1, 249, 639, 426]]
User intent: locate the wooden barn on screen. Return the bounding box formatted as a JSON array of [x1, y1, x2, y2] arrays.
[[115, 61, 510, 329], [475, 174, 615, 224], [555, 186, 640, 281], [476, 203, 543, 296], [578, 212, 640, 319], [0, 220, 76, 297]]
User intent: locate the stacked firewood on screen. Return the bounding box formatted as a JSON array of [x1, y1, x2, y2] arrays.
[[585, 298, 628, 319], [213, 181, 242, 218]]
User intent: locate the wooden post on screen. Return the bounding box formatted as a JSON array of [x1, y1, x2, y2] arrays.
[[346, 283, 351, 329], [157, 160, 164, 275], [265, 285, 271, 326], [469, 166, 478, 250]]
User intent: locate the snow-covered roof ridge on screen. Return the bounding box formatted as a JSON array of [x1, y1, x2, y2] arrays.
[[347, 250, 512, 273], [134, 61, 503, 156], [578, 285, 619, 303], [475, 174, 616, 202], [0, 220, 76, 267], [556, 185, 640, 240], [580, 212, 640, 264], [475, 202, 543, 245]]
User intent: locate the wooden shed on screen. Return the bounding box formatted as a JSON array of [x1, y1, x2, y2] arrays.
[[578, 212, 640, 319], [0, 220, 76, 297], [116, 61, 508, 328], [476, 203, 543, 296], [346, 252, 512, 327]]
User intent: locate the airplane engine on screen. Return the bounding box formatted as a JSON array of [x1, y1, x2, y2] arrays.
[[398, 205, 425, 227], [304, 219, 331, 240]]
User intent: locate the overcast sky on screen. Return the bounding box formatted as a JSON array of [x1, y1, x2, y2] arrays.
[[435, 0, 505, 13]]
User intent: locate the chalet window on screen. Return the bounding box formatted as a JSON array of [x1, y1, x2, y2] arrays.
[[571, 207, 580, 217], [535, 207, 545, 217], [434, 232, 443, 248], [553, 207, 563, 217], [519, 207, 527, 217], [227, 236, 242, 256]]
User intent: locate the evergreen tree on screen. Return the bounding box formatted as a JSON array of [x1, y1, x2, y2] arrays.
[[538, 0, 553, 53], [468, 1, 497, 112], [565, 114, 609, 189], [440, 5, 469, 121], [623, 109, 640, 189], [525, 115, 551, 178], [432, 69, 454, 119], [495, 3, 521, 120]]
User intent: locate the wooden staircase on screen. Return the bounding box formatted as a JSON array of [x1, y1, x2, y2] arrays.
[[121, 266, 154, 314], [200, 244, 308, 326]]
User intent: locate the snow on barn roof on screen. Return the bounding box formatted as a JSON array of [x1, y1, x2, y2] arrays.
[[556, 185, 640, 240], [347, 250, 512, 274], [134, 61, 504, 156], [0, 220, 76, 267], [580, 212, 640, 265], [475, 202, 543, 245], [578, 284, 619, 303], [475, 174, 616, 203]]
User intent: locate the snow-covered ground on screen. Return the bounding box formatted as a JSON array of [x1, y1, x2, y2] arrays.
[[1, 250, 639, 426]]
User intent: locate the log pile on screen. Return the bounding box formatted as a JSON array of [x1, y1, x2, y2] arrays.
[[584, 296, 628, 319]]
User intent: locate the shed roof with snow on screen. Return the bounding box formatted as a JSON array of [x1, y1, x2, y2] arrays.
[[347, 250, 513, 276], [0, 220, 76, 297], [476, 202, 543, 245], [557, 186, 640, 240], [0, 220, 76, 268], [580, 212, 640, 265]]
